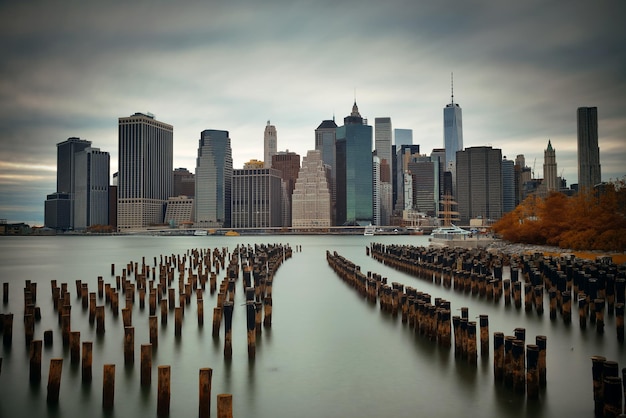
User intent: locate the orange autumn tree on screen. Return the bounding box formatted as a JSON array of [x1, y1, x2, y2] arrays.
[[492, 178, 626, 251]]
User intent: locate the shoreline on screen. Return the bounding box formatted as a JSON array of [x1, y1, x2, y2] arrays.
[[487, 240, 626, 265]]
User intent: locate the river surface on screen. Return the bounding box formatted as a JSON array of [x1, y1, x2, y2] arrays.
[[0, 235, 624, 417]]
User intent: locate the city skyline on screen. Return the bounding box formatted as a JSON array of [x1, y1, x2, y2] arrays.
[[1, 1, 625, 225]]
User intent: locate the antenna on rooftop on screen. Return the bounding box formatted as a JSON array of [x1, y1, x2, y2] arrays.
[[450, 72, 454, 104]]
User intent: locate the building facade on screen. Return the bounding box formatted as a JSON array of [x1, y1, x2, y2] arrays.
[[195, 129, 233, 228], [291, 150, 332, 228], [543, 140, 558, 193], [502, 157, 515, 214], [271, 151, 300, 227], [406, 155, 440, 217], [394, 128, 413, 147], [315, 119, 338, 221], [444, 89, 463, 196], [173, 168, 195, 197], [74, 147, 110, 229], [117, 113, 173, 230], [335, 102, 373, 226], [375, 117, 393, 225], [164, 196, 194, 227], [456, 146, 502, 224], [263, 121, 277, 168], [231, 168, 283, 228], [577, 107, 601, 190]]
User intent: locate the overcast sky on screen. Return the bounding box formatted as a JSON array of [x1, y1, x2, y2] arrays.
[[1, 0, 625, 225]]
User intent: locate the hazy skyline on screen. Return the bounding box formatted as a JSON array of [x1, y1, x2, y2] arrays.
[[1, 1, 625, 225]]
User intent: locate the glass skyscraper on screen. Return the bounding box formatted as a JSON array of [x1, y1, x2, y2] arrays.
[[195, 129, 233, 227], [444, 81, 463, 195], [117, 113, 173, 230], [577, 107, 601, 190], [335, 102, 373, 226]]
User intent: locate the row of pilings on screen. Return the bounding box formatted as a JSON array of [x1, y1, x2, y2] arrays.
[[590, 356, 626, 418], [367, 243, 626, 341], [326, 250, 547, 399], [0, 242, 293, 416]]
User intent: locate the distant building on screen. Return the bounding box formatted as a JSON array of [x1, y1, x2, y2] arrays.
[[231, 168, 283, 228], [173, 168, 195, 197], [164, 196, 194, 227], [394, 145, 420, 212], [443, 77, 463, 196], [244, 159, 264, 169], [514, 154, 532, 204], [315, 119, 338, 222], [117, 113, 173, 230], [456, 146, 502, 224], [394, 128, 413, 147], [577, 107, 601, 190], [502, 157, 515, 214], [291, 150, 331, 228], [74, 147, 110, 230], [543, 140, 558, 193], [375, 117, 393, 225], [406, 155, 440, 217], [263, 121, 277, 168], [271, 151, 300, 227], [44, 192, 71, 230], [195, 130, 233, 228], [335, 101, 373, 226]]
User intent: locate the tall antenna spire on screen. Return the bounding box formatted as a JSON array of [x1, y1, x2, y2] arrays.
[[450, 72, 454, 104]]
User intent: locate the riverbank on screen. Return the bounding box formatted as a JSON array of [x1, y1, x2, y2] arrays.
[[487, 240, 626, 265]]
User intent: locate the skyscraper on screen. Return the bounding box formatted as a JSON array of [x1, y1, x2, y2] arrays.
[[443, 76, 463, 195], [292, 150, 332, 228], [543, 140, 558, 192], [407, 155, 440, 217], [577, 107, 601, 190], [195, 129, 233, 227], [74, 147, 110, 229], [335, 102, 373, 226], [375, 117, 393, 225], [231, 168, 283, 228], [264, 121, 277, 168], [502, 157, 515, 214], [173, 168, 195, 197], [456, 146, 502, 224], [271, 151, 300, 227], [316, 118, 338, 221], [394, 128, 413, 147], [117, 113, 173, 230]]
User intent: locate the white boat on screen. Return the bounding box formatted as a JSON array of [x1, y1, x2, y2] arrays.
[[193, 229, 208, 236], [364, 225, 375, 236], [429, 224, 494, 248]]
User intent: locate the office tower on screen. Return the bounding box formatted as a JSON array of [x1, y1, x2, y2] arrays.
[[335, 101, 373, 225], [231, 168, 283, 228], [271, 151, 300, 227], [394, 145, 420, 212], [195, 129, 233, 228], [373, 155, 381, 225], [292, 150, 332, 228], [394, 128, 413, 147], [514, 154, 532, 204], [443, 76, 463, 195], [117, 113, 173, 230], [164, 196, 194, 227], [502, 157, 515, 214], [316, 118, 338, 221], [407, 155, 440, 217], [375, 117, 393, 225], [74, 147, 110, 229], [543, 140, 558, 192], [173, 168, 195, 197], [456, 146, 502, 224], [264, 121, 277, 168], [577, 107, 601, 190]]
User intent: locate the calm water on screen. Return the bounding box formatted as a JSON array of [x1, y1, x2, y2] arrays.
[[0, 235, 624, 418]]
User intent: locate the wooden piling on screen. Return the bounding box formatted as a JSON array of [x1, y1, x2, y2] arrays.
[[70, 331, 81, 364], [493, 332, 504, 382], [263, 296, 272, 328], [199, 368, 213, 418], [217, 393, 233, 418], [157, 365, 171, 417], [150, 315, 158, 347], [3, 282, 8, 303], [175, 307, 182, 337], [29, 339, 42, 383], [89, 292, 96, 324], [96, 306, 105, 335], [2, 313, 12, 346], [44, 330, 53, 347], [61, 312, 70, 347], [103, 364, 115, 410], [247, 301, 256, 359], [591, 355, 606, 417], [122, 307, 132, 327], [595, 298, 605, 334], [82, 341, 92, 382], [141, 344, 152, 387], [212, 307, 222, 337], [512, 340, 525, 393], [603, 376, 623, 418], [161, 299, 168, 325], [467, 321, 477, 365], [223, 301, 233, 359], [479, 315, 489, 357], [124, 327, 134, 365], [562, 291, 572, 324], [616, 303, 624, 342], [526, 344, 540, 399], [504, 336, 515, 387], [536, 335, 547, 386], [46, 358, 63, 404], [197, 296, 204, 326]]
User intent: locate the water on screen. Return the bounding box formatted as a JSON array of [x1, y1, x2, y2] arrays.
[[0, 235, 624, 417]]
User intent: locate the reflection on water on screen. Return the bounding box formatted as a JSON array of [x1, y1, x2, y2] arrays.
[[0, 235, 624, 418]]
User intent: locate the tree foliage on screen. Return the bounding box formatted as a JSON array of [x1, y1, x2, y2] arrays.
[[492, 179, 626, 251]]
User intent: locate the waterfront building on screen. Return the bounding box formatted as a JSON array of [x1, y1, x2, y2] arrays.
[[231, 168, 283, 228], [271, 151, 300, 227], [117, 113, 173, 230], [291, 150, 331, 228], [44, 192, 71, 230], [315, 119, 338, 223], [173, 168, 195, 197], [543, 140, 558, 193], [195, 129, 233, 228], [456, 146, 502, 224], [406, 155, 440, 217], [443, 77, 463, 196], [502, 157, 515, 214], [164, 196, 194, 227], [264, 121, 277, 168], [74, 147, 110, 230], [577, 107, 601, 190], [394, 145, 420, 212], [335, 102, 373, 225]]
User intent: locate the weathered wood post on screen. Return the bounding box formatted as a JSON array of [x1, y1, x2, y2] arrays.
[[212, 307, 222, 337], [504, 336, 515, 387], [536, 335, 547, 386], [603, 376, 623, 418], [96, 306, 105, 335], [2, 313, 12, 346], [89, 292, 96, 324], [70, 331, 81, 364], [526, 344, 540, 399], [479, 315, 489, 357], [3, 282, 8, 303], [595, 298, 605, 334], [467, 321, 477, 365], [493, 332, 504, 382], [124, 327, 134, 365], [157, 365, 171, 417], [512, 339, 525, 393], [247, 301, 256, 359], [29, 339, 42, 383], [46, 358, 63, 404], [44, 330, 53, 347], [616, 303, 624, 342], [223, 301, 233, 360], [217, 393, 233, 418], [175, 306, 183, 337], [122, 307, 132, 328], [82, 341, 92, 383], [591, 356, 606, 417], [562, 291, 572, 324], [199, 368, 213, 418], [150, 315, 158, 347], [197, 295, 204, 326], [263, 296, 273, 328], [141, 344, 152, 387], [103, 364, 115, 410]]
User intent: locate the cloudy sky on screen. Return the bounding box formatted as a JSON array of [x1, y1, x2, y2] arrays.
[[1, 0, 625, 225]]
